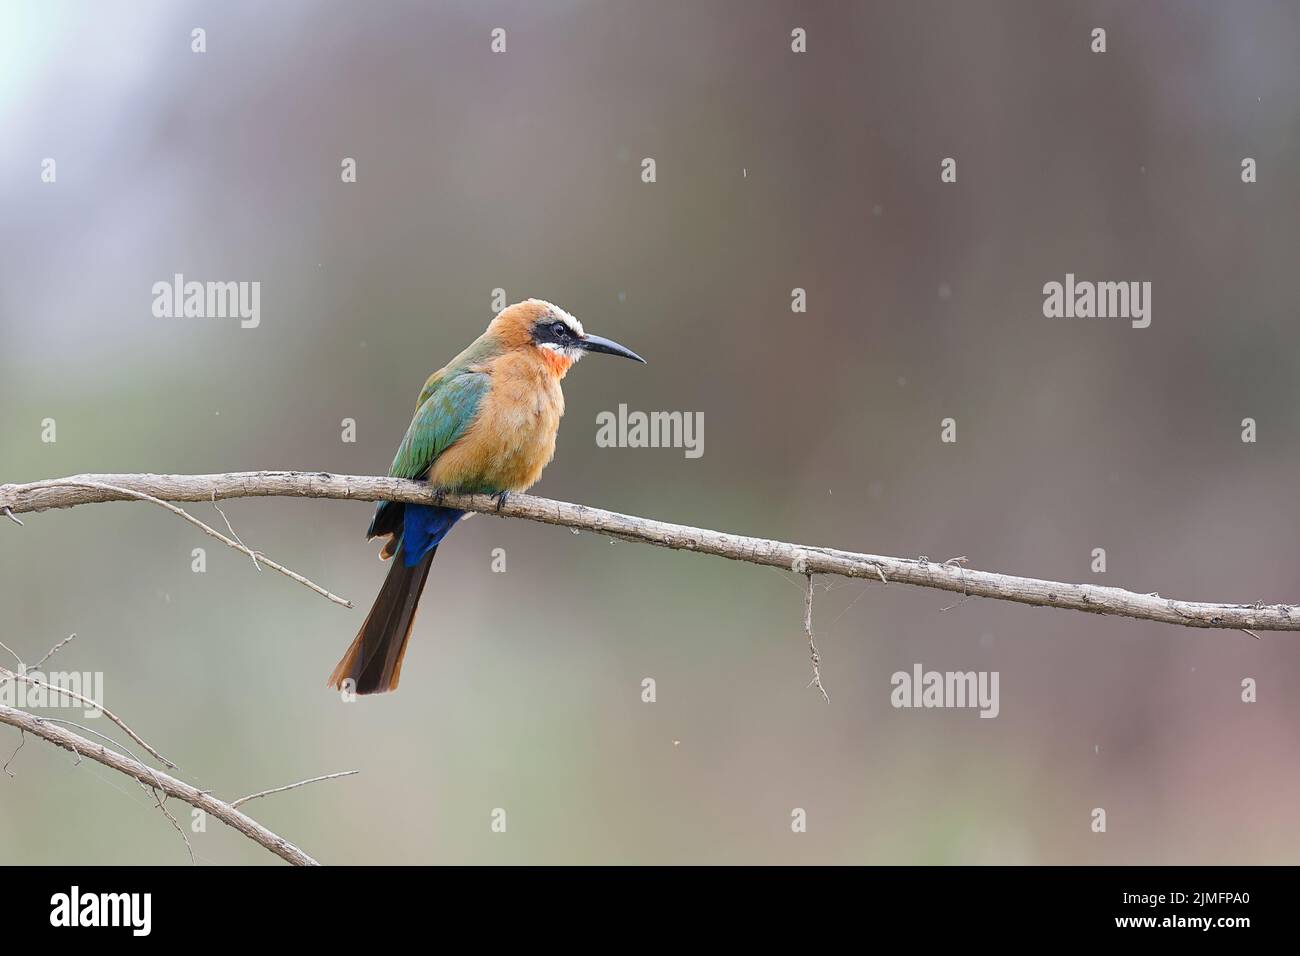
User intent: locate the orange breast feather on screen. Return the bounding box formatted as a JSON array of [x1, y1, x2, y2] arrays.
[[427, 351, 566, 493]]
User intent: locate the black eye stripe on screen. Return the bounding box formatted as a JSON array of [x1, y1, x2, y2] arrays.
[[532, 318, 577, 345]]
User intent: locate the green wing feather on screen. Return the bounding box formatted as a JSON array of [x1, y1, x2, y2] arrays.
[[366, 369, 491, 541], [388, 370, 490, 479]]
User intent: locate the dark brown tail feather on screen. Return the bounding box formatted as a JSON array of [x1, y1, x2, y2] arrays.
[[328, 546, 437, 694]]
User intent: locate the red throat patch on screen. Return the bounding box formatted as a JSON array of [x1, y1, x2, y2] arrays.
[[537, 347, 574, 378]]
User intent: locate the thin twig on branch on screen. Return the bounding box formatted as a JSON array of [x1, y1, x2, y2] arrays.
[[0, 665, 177, 769], [6, 478, 351, 608], [0, 470, 1295, 632], [802, 574, 829, 703], [30, 632, 78, 672], [232, 770, 359, 809], [0, 703, 319, 865]]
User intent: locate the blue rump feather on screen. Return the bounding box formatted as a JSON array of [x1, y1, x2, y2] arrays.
[[400, 504, 465, 566]]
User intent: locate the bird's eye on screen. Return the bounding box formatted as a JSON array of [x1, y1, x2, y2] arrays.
[[550, 321, 570, 338]]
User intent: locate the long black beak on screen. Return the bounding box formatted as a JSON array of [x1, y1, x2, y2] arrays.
[[580, 333, 646, 364]]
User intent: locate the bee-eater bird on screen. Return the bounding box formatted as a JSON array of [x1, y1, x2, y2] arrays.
[[329, 299, 646, 694]]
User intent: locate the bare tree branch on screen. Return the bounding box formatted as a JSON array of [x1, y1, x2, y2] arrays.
[[0, 702, 320, 866], [1, 470, 1296, 632]]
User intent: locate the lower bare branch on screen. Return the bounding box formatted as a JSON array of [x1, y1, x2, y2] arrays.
[[0, 703, 320, 866], [0, 667, 176, 768]]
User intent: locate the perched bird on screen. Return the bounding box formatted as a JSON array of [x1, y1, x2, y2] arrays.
[[329, 299, 645, 694]]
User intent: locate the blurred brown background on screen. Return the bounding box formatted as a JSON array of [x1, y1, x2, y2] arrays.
[[2, 0, 1299, 864]]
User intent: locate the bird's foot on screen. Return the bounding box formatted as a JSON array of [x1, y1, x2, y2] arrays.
[[432, 487, 448, 506], [493, 490, 510, 513]]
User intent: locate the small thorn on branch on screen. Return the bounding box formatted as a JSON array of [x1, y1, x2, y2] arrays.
[[2, 506, 23, 526]]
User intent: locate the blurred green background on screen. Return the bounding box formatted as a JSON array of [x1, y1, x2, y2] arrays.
[[3, 0, 1300, 864]]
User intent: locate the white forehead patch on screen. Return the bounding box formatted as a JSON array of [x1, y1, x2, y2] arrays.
[[527, 298, 584, 337]]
